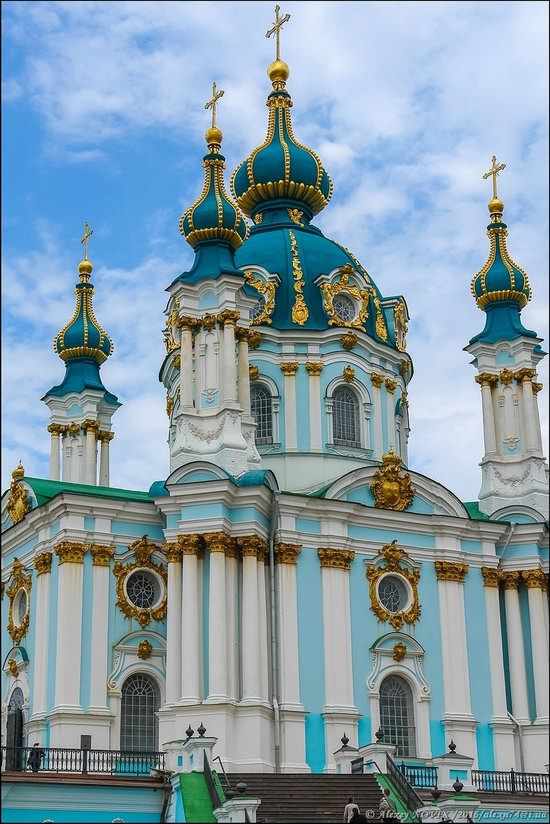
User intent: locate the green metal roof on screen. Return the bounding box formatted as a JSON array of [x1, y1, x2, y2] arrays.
[[463, 501, 492, 521], [22, 477, 152, 507]]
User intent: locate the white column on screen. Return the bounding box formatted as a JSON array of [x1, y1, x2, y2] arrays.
[[281, 364, 298, 450], [180, 320, 194, 409], [240, 538, 262, 704], [319, 550, 355, 709], [523, 571, 549, 722], [221, 314, 238, 404], [180, 536, 202, 704], [47, 425, 62, 481], [385, 379, 397, 452], [257, 549, 269, 702], [89, 546, 114, 710], [237, 330, 251, 413], [226, 548, 239, 702], [98, 432, 113, 487], [275, 544, 302, 706], [371, 374, 384, 459], [516, 371, 539, 452], [475, 374, 498, 455], [532, 385, 544, 452], [502, 572, 531, 724], [306, 363, 323, 451], [204, 533, 229, 702], [54, 543, 87, 710], [83, 420, 98, 485], [165, 545, 182, 705], [31, 553, 53, 718]]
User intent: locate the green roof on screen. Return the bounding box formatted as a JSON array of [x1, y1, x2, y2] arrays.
[[463, 501, 492, 521], [22, 477, 152, 507]]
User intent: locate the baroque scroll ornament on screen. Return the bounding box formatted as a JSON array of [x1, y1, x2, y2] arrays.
[[370, 450, 415, 511], [113, 536, 167, 628], [7, 465, 31, 525]]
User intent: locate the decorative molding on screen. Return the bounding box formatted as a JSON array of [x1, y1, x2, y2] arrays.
[[370, 372, 384, 388], [280, 361, 299, 377], [7, 475, 31, 526], [385, 378, 397, 393], [112, 536, 167, 628], [288, 230, 309, 325], [320, 263, 371, 329], [500, 570, 522, 590], [82, 418, 100, 433], [287, 208, 304, 226], [521, 569, 548, 590], [217, 309, 240, 327], [163, 543, 182, 564], [202, 313, 217, 332], [236, 535, 268, 559], [434, 561, 469, 583], [91, 544, 115, 567], [499, 368, 514, 386], [366, 541, 420, 630], [97, 430, 115, 444], [475, 372, 499, 388], [341, 332, 358, 351], [393, 642, 407, 662], [47, 423, 66, 436], [317, 547, 355, 570], [532, 382, 543, 394], [249, 365, 260, 381], [399, 361, 411, 377], [203, 531, 235, 555], [481, 567, 501, 588], [248, 330, 261, 350], [514, 368, 537, 384], [370, 450, 415, 511], [275, 542, 302, 565], [6, 559, 32, 644], [173, 355, 181, 370], [55, 541, 88, 565], [137, 640, 153, 660], [305, 361, 324, 377], [342, 365, 355, 384], [177, 534, 204, 557], [393, 301, 408, 352], [33, 552, 53, 576], [244, 271, 276, 326]]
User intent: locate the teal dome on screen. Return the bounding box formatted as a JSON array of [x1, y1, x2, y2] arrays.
[[53, 261, 113, 364], [180, 133, 249, 251], [231, 77, 332, 218]]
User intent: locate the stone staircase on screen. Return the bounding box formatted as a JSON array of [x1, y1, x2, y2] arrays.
[[232, 773, 386, 823]]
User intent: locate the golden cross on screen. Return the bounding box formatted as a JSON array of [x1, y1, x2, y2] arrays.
[[204, 82, 225, 129], [266, 4, 291, 61], [80, 221, 94, 260], [482, 155, 506, 199]]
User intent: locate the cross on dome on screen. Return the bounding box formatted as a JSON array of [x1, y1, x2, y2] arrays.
[[80, 221, 94, 261], [482, 155, 506, 199], [204, 82, 224, 130], [266, 4, 291, 61]]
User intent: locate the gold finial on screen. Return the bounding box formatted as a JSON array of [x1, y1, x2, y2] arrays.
[[204, 82, 225, 147], [266, 4, 290, 61], [12, 462, 25, 481], [80, 221, 94, 261], [482, 155, 506, 216]]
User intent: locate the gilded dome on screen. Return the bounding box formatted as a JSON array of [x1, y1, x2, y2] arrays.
[[53, 260, 113, 364]]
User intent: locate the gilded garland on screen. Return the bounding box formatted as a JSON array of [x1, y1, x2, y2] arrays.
[[370, 450, 415, 511], [244, 270, 277, 325], [366, 541, 421, 630], [320, 264, 371, 329], [6, 559, 32, 644], [113, 536, 168, 628], [393, 301, 408, 352], [288, 230, 309, 325]]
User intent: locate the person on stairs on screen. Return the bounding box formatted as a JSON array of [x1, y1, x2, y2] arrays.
[[343, 797, 357, 822], [379, 787, 399, 823], [349, 808, 369, 824]]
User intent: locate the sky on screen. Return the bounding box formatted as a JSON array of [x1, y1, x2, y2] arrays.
[[2, 0, 549, 500]]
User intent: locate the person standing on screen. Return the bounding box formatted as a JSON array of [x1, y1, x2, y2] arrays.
[[379, 787, 399, 823], [349, 809, 369, 824], [343, 797, 357, 822], [27, 743, 44, 773]]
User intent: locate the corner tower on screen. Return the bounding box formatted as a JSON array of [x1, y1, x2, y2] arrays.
[[42, 225, 119, 486], [465, 157, 548, 518]]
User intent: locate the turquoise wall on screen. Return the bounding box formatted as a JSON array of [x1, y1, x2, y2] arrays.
[[464, 568, 495, 769], [519, 586, 536, 721], [349, 553, 373, 748], [414, 562, 445, 757], [80, 552, 94, 710]]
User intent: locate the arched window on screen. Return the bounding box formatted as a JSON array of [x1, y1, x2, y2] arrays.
[[333, 387, 361, 447], [379, 675, 416, 757], [251, 384, 273, 444], [6, 687, 25, 770], [120, 674, 160, 753]]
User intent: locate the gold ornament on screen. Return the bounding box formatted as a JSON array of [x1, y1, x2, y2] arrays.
[[113, 536, 167, 628], [249, 365, 260, 381], [399, 361, 411, 377], [521, 569, 548, 590], [370, 450, 415, 512], [237, 535, 268, 559], [514, 368, 537, 384], [501, 570, 522, 590], [320, 264, 370, 329], [434, 562, 469, 583], [287, 208, 304, 226], [7, 466, 31, 525], [475, 373, 499, 388], [217, 309, 240, 327], [137, 639, 153, 660], [343, 366, 355, 384], [499, 368, 514, 386], [370, 372, 384, 388], [280, 361, 299, 376], [166, 395, 174, 417], [164, 543, 182, 564], [481, 567, 501, 587], [532, 382, 543, 394], [248, 330, 261, 350], [91, 545, 115, 567], [55, 541, 88, 565], [177, 534, 204, 556], [288, 230, 309, 325], [6, 559, 32, 644], [393, 301, 408, 352], [33, 552, 53, 576], [393, 642, 407, 662], [275, 542, 302, 565], [173, 355, 181, 370], [385, 378, 397, 393], [203, 531, 235, 555], [341, 332, 358, 351], [366, 541, 421, 630], [317, 548, 355, 570], [202, 313, 217, 332], [305, 362, 324, 377], [253, 212, 263, 225], [8, 659, 20, 677]]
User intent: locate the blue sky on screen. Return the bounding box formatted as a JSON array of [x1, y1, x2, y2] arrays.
[[2, 0, 548, 498]]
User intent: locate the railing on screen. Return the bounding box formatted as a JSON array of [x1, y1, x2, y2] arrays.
[[399, 762, 438, 789], [203, 750, 224, 810], [1, 746, 165, 777], [386, 753, 423, 814], [473, 768, 550, 795], [351, 757, 364, 775]]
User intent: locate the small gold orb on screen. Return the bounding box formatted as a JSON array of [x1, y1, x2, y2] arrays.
[[12, 463, 25, 481], [78, 259, 93, 276], [488, 197, 504, 214], [268, 59, 290, 84], [205, 126, 223, 146]]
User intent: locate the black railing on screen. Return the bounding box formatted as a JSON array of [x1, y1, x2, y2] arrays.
[[1, 746, 165, 777], [351, 756, 364, 775], [473, 768, 550, 795], [386, 753, 423, 814], [203, 750, 224, 810], [399, 762, 438, 789]]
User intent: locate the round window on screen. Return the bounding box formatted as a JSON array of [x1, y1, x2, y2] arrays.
[[250, 295, 266, 321], [378, 575, 409, 613], [333, 293, 356, 323], [14, 589, 28, 626], [125, 570, 162, 610]]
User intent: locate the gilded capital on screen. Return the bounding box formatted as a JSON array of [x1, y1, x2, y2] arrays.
[[275, 542, 302, 565], [280, 361, 299, 377], [532, 382, 543, 395], [499, 368, 514, 386], [91, 544, 115, 566], [55, 541, 88, 565], [317, 547, 355, 570], [514, 368, 537, 384], [385, 378, 397, 393], [305, 361, 324, 377], [500, 570, 522, 590], [47, 423, 65, 437], [249, 365, 259, 381], [481, 567, 501, 588], [201, 313, 217, 332], [67, 422, 81, 438], [248, 330, 261, 350], [235, 327, 250, 343], [434, 561, 469, 582], [82, 418, 100, 434], [164, 542, 182, 564], [204, 531, 235, 555], [237, 535, 268, 558], [475, 373, 499, 388], [371, 372, 384, 388], [179, 314, 197, 331], [217, 309, 240, 327], [97, 431, 115, 444], [33, 552, 53, 576], [521, 569, 548, 590], [341, 332, 357, 351], [177, 533, 204, 556]]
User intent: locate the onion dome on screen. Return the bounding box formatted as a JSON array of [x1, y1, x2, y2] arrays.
[[179, 124, 249, 251], [12, 462, 25, 481], [231, 60, 333, 220], [53, 258, 113, 364]]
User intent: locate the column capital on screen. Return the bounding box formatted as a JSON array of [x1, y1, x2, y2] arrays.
[[275, 542, 302, 565], [499, 368, 514, 386], [164, 542, 182, 563], [97, 430, 115, 443], [217, 309, 240, 327], [91, 544, 115, 566], [481, 567, 501, 587], [305, 361, 324, 376], [204, 531, 235, 555], [235, 326, 250, 343], [521, 569, 549, 591], [475, 372, 499, 388], [317, 547, 355, 570], [501, 570, 522, 590], [67, 422, 81, 438], [201, 313, 217, 332], [435, 561, 469, 582], [179, 314, 199, 330], [370, 372, 384, 388], [33, 552, 53, 576], [55, 541, 88, 565], [177, 533, 204, 556], [280, 361, 299, 377], [514, 367, 537, 384], [82, 418, 100, 433], [532, 381, 543, 394], [237, 535, 268, 558], [47, 423, 65, 436], [385, 378, 398, 393]]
